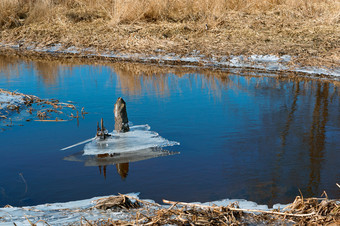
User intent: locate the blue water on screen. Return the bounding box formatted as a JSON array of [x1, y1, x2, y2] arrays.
[[0, 56, 339, 207]]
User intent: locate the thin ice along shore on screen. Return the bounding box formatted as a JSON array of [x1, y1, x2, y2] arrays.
[[1, 44, 340, 80]]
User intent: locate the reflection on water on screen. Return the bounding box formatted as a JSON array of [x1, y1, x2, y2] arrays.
[[0, 55, 339, 207], [97, 154, 128, 180], [99, 163, 129, 180], [64, 147, 179, 180], [307, 83, 329, 197]]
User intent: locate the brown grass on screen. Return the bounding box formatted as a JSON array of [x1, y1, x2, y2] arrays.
[[1, 0, 339, 26], [0, 0, 339, 67], [85, 194, 340, 225]]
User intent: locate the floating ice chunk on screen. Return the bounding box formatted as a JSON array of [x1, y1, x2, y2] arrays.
[[83, 124, 179, 155]]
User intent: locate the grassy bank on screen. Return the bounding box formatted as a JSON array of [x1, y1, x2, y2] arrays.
[[0, 0, 339, 68]]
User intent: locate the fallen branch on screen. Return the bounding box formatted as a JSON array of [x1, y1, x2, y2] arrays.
[[162, 199, 316, 217]]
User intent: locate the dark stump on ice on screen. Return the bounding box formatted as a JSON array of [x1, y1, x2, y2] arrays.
[[114, 97, 129, 133]]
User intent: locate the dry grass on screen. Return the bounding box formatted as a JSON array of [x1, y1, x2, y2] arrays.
[[0, 0, 339, 67], [83, 194, 340, 225], [1, 0, 339, 26], [0, 0, 339, 68]]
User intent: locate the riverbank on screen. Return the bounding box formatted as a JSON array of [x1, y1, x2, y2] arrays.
[[1, 0, 339, 77], [0, 193, 339, 225]]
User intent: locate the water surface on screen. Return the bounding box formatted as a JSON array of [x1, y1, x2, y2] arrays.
[[0, 56, 339, 207]]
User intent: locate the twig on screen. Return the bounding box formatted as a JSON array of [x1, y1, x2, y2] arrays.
[[25, 216, 35, 226], [34, 119, 67, 122], [80, 216, 93, 226], [61, 137, 95, 150], [162, 199, 316, 217], [34, 219, 51, 225]]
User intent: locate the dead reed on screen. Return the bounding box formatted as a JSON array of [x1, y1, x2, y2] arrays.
[[80, 193, 340, 225], [1, 0, 339, 26], [0, 88, 80, 128]]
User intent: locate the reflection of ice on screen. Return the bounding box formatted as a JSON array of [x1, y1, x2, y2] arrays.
[[64, 147, 179, 166], [83, 125, 180, 155]]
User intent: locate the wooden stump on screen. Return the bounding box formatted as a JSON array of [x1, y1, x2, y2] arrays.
[[114, 97, 129, 133]]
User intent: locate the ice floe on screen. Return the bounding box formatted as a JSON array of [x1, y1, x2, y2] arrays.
[[83, 124, 179, 156]]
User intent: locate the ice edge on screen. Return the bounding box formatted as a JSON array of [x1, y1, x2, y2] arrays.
[[1, 42, 339, 79]]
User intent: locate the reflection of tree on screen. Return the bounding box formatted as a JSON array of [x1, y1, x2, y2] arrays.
[[113, 63, 170, 96], [220, 77, 339, 205], [34, 61, 60, 85], [306, 83, 329, 196], [270, 81, 331, 202], [281, 81, 300, 146], [111, 62, 235, 97], [0, 56, 60, 84], [0, 55, 21, 78], [268, 80, 301, 205]]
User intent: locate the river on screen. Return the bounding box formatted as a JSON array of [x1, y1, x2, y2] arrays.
[[0, 55, 339, 207]]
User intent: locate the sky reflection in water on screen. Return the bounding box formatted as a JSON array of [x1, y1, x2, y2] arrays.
[[0, 55, 339, 207]]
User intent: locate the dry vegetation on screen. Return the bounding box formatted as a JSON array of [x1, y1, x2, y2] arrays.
[[0, 88, 82, 130], [81, 194, 340, 225], [0, 0, 339, 68]]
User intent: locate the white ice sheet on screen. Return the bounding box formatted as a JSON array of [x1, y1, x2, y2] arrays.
[[83, 124, 179, 155]]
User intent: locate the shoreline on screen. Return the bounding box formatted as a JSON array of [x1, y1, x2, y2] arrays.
[[1, 43, 340, 82], [0, 193, 338, 225], [1, 0, 338, 81]]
